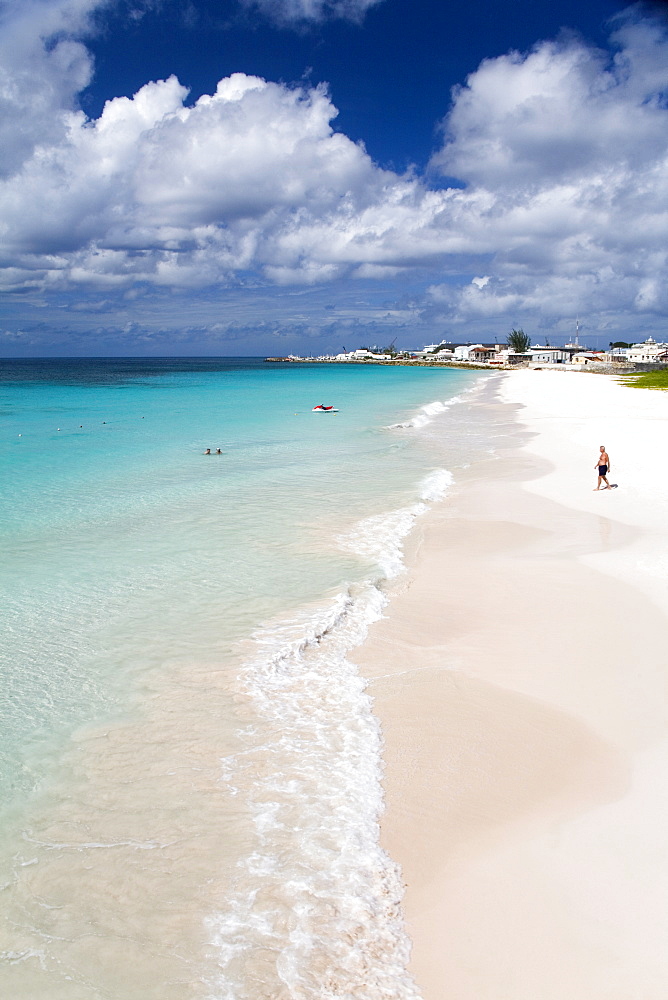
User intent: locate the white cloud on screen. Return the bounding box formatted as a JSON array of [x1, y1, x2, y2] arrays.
[[424, 14, 668, 331], [237, 0, 383, 25], [0, 67, 431, 287], [0, 1, 110, 177], [432, 19, 668, 188], [0, 7, 667, 346]]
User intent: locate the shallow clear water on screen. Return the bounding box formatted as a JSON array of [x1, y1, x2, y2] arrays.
[[0, 357, 490, 999]]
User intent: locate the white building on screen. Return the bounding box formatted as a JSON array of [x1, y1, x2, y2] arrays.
[[335, 350, 392, 361], [414, 348, 454, 360], [528, 347, 570, 364], [453, 344, 482, 361], [426, 349, 454, 360], [626, 337, 668, 364]]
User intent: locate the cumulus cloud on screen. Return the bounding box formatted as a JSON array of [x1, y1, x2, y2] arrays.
[[432, 19, 668, 187], [425, 13, 668, 330], [0, 0, 112, 178], [3, 62, 482, 291], [236, 0, 384, 25], [1, 6, 668, 344]]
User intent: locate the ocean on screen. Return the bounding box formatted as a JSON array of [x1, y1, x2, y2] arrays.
[[0, 357, 491, 999]]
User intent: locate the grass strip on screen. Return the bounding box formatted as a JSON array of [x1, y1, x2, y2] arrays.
[[618, 369, 668, 390]]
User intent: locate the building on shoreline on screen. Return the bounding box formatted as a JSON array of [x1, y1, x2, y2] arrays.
[[528, 347, 571, 364], [572, 351, 608, 365], [453, 344, 498, 362], [334, 349, 393, 361], [624, 337, 668, 364], [265, 335, 668, 371]]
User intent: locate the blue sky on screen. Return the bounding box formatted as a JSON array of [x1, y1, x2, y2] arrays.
[[1, 0, 667, 356]]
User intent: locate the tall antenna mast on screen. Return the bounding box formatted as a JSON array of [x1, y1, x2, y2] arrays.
[[565, 318, 581, 352]]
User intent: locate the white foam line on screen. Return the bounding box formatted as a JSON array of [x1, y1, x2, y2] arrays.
[[207, 465, 455, 997], [339, 468, 454, 578], [21, 834, 173, 851], [207, 583, 422, 999], [385, 392, 466, 430], [386, 377, 489, 431]]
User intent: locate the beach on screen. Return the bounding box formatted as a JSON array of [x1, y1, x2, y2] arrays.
[[356, 369, 668, 998], [3, 359, 668, 997]]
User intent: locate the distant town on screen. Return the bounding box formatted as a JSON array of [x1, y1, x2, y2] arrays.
[[266, 333, 668, 371]]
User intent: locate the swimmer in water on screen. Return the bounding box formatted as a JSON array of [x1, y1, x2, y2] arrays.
[[216, 448, 222, 454], [204, 448, 211, 455]]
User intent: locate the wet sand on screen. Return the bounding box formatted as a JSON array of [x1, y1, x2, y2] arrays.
[[355, 371, 668, 999]]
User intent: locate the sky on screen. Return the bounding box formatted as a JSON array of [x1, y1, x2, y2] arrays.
[[0, 0, 667, 356]]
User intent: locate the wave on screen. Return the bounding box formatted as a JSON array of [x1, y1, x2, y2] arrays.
[[385, 393, 464, 429], [205, 468, 456, 997], [207, 584, 421, 999], [338, 467, 453, 577], [420, 467, 454, 502], [338, 504, 425, 578], [205, 458, 456, 997]]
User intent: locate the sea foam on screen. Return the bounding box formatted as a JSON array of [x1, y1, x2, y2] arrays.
[[208, 585, 422, 999], [386, 393, 465, 429], [208, 469, 455, 997], [338, 468, 453, 577]]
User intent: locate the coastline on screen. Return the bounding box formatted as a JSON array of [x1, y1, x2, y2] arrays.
[[264, 357, 639, 374], [0, 358, 482, 1000], [355, 370, 668, 998]]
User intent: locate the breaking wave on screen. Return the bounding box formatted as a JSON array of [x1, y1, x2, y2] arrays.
[[386, 394, 465, 429], [206, 468, 455, 998], [208, 584, 421, 999]]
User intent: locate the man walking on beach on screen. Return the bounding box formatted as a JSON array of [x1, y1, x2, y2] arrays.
[[594, 445, 612, 490]]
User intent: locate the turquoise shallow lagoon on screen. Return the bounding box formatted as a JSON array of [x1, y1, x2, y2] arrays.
[[0, 357, 487, 999]]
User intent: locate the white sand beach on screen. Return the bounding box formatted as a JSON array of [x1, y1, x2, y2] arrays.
[[355, 369, 668, 999]]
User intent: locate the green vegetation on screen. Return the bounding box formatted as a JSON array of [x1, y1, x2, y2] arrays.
[[508, 328, 531, 353], [619, 369, 668, 390]]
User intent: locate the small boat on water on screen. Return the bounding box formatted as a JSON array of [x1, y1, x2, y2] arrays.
[[312, 404, 338, 412]]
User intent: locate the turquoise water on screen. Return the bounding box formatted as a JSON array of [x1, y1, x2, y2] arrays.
[[0, 357, 486, 999]]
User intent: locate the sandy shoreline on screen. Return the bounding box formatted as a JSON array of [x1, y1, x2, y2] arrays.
[[356, 370, 668, 998]]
